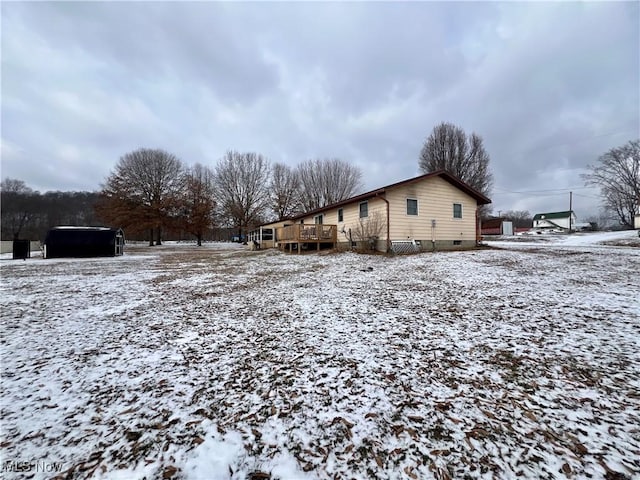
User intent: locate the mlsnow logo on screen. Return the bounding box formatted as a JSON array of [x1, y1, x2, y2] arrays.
[[1, 460, 64, 473]]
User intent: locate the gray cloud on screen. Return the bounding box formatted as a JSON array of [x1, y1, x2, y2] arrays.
[[1, 1, 638, 219]]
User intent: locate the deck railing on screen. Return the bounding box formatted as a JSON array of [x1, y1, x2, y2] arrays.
[[277, 224, 337, 243]]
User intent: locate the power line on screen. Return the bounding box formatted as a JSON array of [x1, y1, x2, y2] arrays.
[[574, 192, 604, 200], [524, 129, 637, 153], [492, 191, 568, 198], [493, 186, 592, 194], [501, 126, 638, 157]]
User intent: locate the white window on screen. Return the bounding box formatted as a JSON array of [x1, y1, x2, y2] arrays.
[[406, 198, 418, 216], [359, 201, 368, 218], [338, 208, 344, 223], [314, 214, 324, 224], [453, 203, 463, 219]]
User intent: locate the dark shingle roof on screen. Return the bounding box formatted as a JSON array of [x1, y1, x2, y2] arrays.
[[533, 211, 574, 221]]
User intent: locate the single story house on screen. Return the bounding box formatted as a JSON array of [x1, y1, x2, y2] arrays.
[[44, 226, 125, 259], [532, 211, 577, 231], [254, 170, 491, 253]]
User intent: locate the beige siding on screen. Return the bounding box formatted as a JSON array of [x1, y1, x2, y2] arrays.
[[298, 198, 389, 243], [261, 220, 290, 231], [385, 176, 477, 242]]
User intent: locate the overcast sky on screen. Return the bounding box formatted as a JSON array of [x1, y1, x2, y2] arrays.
[[2, 1, 638, 220]]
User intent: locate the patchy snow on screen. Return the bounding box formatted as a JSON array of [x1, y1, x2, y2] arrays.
[[487, 229, 640, 249], [0, 250, 43, 260], [1, 241, 639, 479], [551, 230, 639, 246]]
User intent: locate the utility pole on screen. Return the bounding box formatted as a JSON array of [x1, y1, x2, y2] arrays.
[[569, 191, 573, 233]]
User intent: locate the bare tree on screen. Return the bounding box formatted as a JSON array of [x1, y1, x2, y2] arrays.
[[582, 139, 640, 228], [180, 163, 217, 246], [98, 148, 184, 245], [297, 158, 363, 211], [0, 178, 36, 239], [1, 178, 32, 193], [584, 209, 621, 231], [271, 163, 301, 220], [214, 151, 271, 239], [419, 122, 493, 214], [352, 211, 385, 251]]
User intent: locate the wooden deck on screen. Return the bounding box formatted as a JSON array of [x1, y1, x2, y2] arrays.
[[276, 224, 337, 253]]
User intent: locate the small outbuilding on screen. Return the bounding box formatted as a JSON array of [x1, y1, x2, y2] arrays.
[[44, 227, 124, 259], [481, 218, 514, 236]]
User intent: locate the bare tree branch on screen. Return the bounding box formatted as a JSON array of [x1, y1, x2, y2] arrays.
[[271, 163, 302, 220], [419, 122, 493, 216], [214, 151, 271, 239], [582, 139, 639, 228], [297, 158, 362, 211], [353, 211, 385, 251]]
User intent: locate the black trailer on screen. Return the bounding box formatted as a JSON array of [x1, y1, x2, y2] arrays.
[[44, 227, 124, 259]]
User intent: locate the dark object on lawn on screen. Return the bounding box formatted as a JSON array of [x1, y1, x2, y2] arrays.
[[248, 472, 271, 480], [12, 239, 30, 260], [44, 226, 125, 259]]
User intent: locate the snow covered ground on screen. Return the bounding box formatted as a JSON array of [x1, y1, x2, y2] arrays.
[[485, 229, 640, 249], [1, 237, 639, 480]]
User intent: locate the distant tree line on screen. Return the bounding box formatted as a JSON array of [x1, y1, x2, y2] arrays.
[[1, 179, 102, 241], [2, 150, 363, 245], [97, 148, 363, 245]]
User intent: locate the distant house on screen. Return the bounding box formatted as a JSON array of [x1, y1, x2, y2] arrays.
[[635, 212, 640, 230], [44, 227, 124, 259], [253, 170, 491, 253], [532, 211, 577, 231]]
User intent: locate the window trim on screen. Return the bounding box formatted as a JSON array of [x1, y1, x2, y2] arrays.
[[337, 208, 344, 223], [453, 203, 463, 219], [406, 198, 418, 216], [314, 214, 324, 224], [359, 201, 368, 219]]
